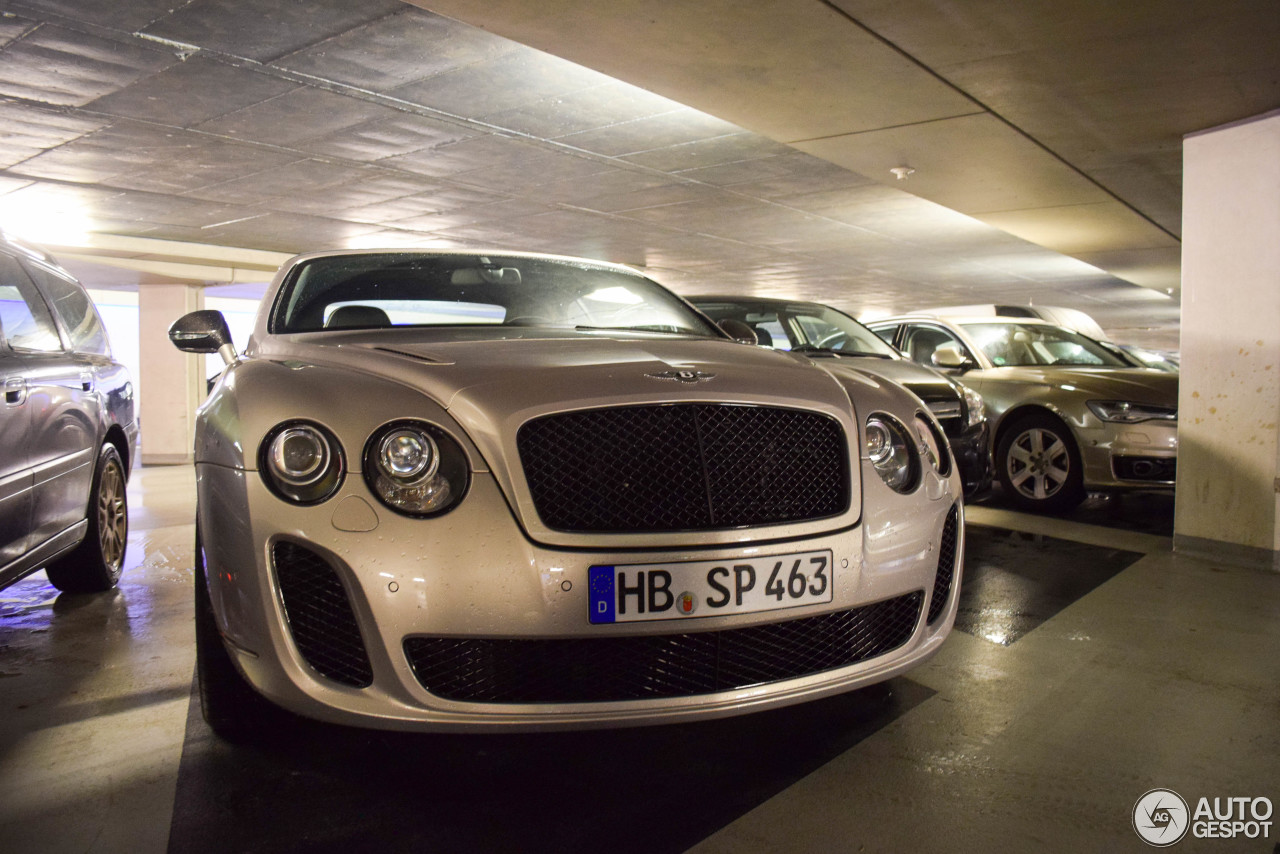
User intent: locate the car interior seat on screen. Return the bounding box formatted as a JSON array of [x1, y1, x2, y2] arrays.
[[325, 305, 392, 328]]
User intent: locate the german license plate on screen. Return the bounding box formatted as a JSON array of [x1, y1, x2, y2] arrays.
[[588, 550, 833, 624]]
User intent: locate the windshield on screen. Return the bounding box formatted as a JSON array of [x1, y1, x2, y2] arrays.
[[692, 300, 898, 357], [269, 253, 718, 337], [960, 322, 1129, 367]]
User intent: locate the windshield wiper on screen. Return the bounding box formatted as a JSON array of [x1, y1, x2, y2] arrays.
[[574, 325, 687, 335], [790, 345, 892, 358]]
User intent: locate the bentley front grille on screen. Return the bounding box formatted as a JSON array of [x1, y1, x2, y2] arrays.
[[516, 403, 849, 533], [403, 591, 923, 704], [272, 542, 374, 688], [927, 504, 961, 625]]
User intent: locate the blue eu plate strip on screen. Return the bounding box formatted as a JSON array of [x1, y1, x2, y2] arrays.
[[588, 566, 615, 624]]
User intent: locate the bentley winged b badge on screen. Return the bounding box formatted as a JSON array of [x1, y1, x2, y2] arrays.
[[644, 369, 717, 384]]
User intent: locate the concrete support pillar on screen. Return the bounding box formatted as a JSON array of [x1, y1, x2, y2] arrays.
[[138, 285, 205, 465], [1174, 109, 1280, 570]]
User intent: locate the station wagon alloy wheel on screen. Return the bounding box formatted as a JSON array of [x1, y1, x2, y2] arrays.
[[45, 444, 130, 593], [96, 455, 127, 571], [997, 413, 1085, 513]]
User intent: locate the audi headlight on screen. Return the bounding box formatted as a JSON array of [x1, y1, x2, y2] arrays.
[[914, 413, 951, 477], [261, 421, 344, 504], [865, 414, 920, 493], [962, 385, 985, 428], [1087, 400, 1177, 423], [364, 421, 469, 516]]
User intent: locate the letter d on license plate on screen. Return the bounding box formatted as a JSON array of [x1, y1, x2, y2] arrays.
[[588, 550, 832, 624]]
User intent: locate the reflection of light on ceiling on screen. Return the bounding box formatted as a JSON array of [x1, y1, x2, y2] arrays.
[[977, 252, 1109, 282], [0, 191, 94, 246], [344, 232, 460, 250], [858, 307, 895, 323]]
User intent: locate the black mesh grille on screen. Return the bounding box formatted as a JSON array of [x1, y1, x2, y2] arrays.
[[517, 404, 849, 532], [927, 504, 961, 624], [273, 542, 374, 688], [403, 592, 923, 704]]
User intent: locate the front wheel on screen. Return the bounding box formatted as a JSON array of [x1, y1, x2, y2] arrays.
[[995, 412, 1085, 513], [46, 444, 128, 593]]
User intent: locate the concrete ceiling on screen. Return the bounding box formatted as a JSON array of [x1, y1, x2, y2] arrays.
[[0, 1, 1276, 349]]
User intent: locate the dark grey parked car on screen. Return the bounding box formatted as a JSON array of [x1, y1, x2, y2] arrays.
[[691, 296, 991, 497], [0, 233, 138, 593]]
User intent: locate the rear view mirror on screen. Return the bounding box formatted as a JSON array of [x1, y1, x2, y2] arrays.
[[451, 266, 522, 285], [170, 310, 237, 365]]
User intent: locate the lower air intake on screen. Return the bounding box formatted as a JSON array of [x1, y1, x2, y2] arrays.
[[403, 592, 923, 704], [928, 504, 961, 624], [273, 542, 373, 688]]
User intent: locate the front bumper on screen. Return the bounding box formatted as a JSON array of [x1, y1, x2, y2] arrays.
[[949, 422, 992, 497], [196, 463, 963, 732], [1077, 418, 1178, 491]]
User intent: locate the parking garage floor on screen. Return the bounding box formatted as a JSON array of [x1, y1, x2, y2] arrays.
[[1, 466, 1277, 854]]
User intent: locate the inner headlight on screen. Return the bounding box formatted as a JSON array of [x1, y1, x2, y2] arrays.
[[962, 385, 985, 428], [914, 413, 951, 477], [364, 421, 469, 516], [865, 414, 920, 493], [261, 422, 344, 504], [1087, 400, 1177, 423]]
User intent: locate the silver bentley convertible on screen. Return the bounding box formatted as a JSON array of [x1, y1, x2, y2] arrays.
[[170, 250, 963, 738]]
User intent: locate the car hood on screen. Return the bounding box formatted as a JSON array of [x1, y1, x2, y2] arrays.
[[259, 330, 861, 457], [808, 355, 958, 400], [336, 335, 848, 407], [976, 366, 1179, 404]]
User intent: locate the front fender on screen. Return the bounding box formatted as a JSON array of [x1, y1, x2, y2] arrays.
[[193, 357, 487, 474]]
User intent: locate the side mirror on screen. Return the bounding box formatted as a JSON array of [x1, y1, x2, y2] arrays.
[[718, 319, 761, 345], [169, 310, 238, 365], [932, 342, 972, 370]]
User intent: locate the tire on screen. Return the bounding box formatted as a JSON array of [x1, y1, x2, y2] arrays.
[[995, 412, 1086, 513], [194, 523, 285, 741], [45, 444, 128, 593]]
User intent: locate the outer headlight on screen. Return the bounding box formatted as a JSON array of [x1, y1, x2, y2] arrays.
[[261, 421, 344, 504], [865, 414, 920, 493], [363, 420, 469, 517], [914, 413, 951, 477], [1087, 400, 1177, 423], [962, 385, 985, 428]]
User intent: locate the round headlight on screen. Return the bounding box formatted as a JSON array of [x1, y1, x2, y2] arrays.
[[914, 413, 952, 477], [865, 414, 919, 494], [364, 421, 469, 517], [271, 427, 329, 485], [261, 422, 344, 504], [378, 429, 439, 482], [865, 420, 894, 465]]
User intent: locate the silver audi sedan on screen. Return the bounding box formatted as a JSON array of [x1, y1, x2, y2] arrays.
[[170, 250, 963, 738], [868, 314, 1177, 513]]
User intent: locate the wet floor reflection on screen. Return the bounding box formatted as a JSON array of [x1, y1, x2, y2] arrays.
[[972, 487, 1174, 537], [955, 526, 1142, 645]]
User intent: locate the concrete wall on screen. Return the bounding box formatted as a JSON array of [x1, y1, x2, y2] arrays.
[[138, 285, 205, 465], [1175, 109, 1280, 568]]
